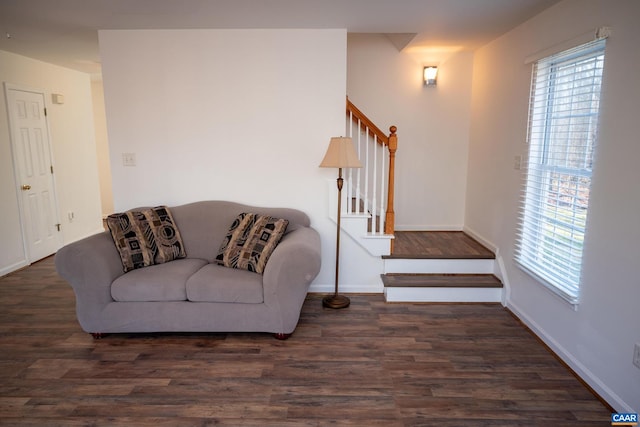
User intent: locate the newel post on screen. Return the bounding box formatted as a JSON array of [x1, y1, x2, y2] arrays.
[[385, 126, 397, 252]]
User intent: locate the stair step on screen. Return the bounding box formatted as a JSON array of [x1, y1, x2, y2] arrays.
[[387, 231, 495, 259], [383, 258, 495, 274], [382, 273, 503, 303], [384, 285, 503, 303], [381, 273, 502, 288]]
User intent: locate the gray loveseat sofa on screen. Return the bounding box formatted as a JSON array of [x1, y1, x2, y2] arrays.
[[55, 201, 322, 339]]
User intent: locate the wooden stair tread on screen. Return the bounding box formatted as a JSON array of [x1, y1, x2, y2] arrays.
[[383, 252, 494, 260], [381, 273, 503, 288], [385, 231, 495, 259]]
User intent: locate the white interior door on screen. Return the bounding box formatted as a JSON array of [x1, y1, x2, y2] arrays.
[[6, 85, 62, 262]]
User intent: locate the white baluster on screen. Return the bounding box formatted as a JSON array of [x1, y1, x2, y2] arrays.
[[364, 129, 370, 220], [371, 135, 378, 233], [379, 144, 387, 234], [355, 123, 361, 215]]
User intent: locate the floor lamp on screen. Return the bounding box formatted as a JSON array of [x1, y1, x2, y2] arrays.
[[319, 137, 362, 309]]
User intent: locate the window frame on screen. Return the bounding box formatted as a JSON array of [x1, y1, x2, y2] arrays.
[[515, 38, 606, 305]]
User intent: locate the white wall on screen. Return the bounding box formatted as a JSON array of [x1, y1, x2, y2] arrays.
[[91, 78, 114, 217], [347, 33, 474, 230], [0, 50, 103, 276], [99, 29, 350, 289], [466, 0, 640, 411]]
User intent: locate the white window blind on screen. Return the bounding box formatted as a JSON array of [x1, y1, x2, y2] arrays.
[[516, 38, 606, 305]]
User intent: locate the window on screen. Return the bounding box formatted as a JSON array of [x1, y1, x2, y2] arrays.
[[516, 38, 606, 305]]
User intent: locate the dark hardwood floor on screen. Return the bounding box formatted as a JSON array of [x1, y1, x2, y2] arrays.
[[0, 256, 611, 426]]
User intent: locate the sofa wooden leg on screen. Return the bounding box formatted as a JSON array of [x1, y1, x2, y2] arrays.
[[273, 333, 291, 340], [91, 333, 105, 339]]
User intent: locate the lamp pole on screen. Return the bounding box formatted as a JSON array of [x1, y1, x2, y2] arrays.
[[323, 167, 350, 309]]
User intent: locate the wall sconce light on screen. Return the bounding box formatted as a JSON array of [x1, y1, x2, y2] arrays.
[[423, 66, 438, 87]]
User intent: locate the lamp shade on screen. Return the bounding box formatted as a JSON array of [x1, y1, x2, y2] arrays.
[[319, 137, 362, 169]]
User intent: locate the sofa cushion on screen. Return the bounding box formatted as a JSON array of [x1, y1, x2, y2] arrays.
[[111, 258, 208, 302], [215, 212, 288, 274], [106, 211, 155, 272], [141, 206, 187, 264], [107, 206, 186, 272], [186, 263, 264, 303], [168, 201, 311, 261]]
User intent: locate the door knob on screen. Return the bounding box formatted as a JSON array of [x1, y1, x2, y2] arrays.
[[21, 184, 31, 191]]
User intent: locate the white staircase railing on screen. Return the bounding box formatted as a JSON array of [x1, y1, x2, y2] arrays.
[[345, 98, 397, 250]]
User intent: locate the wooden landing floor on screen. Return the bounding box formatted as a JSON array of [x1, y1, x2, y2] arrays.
[[0, 256, 611, 426], [389, 231, 495, 259]]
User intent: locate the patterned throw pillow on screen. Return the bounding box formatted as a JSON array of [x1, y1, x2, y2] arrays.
[[107, 206, 186, 272], [106, 211, 156, 272], [141, 206, 186, 264], [215, 212, 289, 274]]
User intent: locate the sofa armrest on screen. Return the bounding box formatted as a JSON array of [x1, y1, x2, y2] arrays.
[[262, 226, 321, 313], [54, 231, 124, 331]]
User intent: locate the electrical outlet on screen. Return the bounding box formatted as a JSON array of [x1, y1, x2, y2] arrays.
[[633, 343, 640, 369], [122, 153, 136, 167], [514, 155, 522, 170]]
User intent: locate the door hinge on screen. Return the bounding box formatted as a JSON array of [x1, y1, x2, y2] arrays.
[[50, 165, 54, 174], [55, 223, 61, 232], [44, 107, 47, 116]]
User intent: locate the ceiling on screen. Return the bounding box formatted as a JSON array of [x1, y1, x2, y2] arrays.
[[0, 0, 561, 76]]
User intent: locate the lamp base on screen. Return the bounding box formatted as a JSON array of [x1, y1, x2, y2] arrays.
[[322, 294, 350, 309]]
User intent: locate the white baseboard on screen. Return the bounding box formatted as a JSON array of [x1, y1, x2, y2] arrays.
[[507, 299, 633, 412], [462, 225, 498, 253], [493, 254, 510, 306], [0, 259, 29, 277], [308, 282, 383, 294]]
